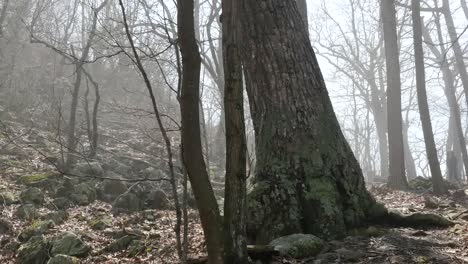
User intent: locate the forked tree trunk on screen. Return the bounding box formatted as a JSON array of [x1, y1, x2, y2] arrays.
[[177, 0, 224, 262], [239, 0, 380, 243], [422, 14, 468, 179], [65, 0, 107, 170], [411, 0, 446, 194], [381, 0, 408, 190]]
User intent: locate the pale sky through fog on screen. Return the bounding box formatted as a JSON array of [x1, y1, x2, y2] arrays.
[[306, 0, 468, 176]]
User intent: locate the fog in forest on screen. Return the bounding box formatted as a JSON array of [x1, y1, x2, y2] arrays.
[[0, 0, 468, 263]]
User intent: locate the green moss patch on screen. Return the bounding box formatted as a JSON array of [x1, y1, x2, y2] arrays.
[[20, 173, 53, 185]]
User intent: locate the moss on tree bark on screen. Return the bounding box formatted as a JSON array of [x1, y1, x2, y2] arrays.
[[239, 0, 382, 243]]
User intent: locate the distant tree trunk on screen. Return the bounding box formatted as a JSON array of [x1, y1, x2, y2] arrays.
[[65, 0, 107, 170], [411, 0, 446, 194], [442, 0, 468, 111], [118, 0, 184, 260], [87, 74, 100, 159], [240, 0, 379, 243], [422, 14, 468, 179], [462, 0, 468, 20], [403, 122, 417, 180], [447, 150, 460, 182], [377, 63, 390, 179], [222, 0, 248, 262], [381, 0, 407, 190], [178, 0, 224, 262]]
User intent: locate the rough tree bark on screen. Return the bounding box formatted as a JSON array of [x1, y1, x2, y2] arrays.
[[411, 0, 446, 194], [239, 0, 381, 243], [178, 0, 224, 262], [0, 0, 9, 37], [296, 0, 308, 34], [381, 0, 408, 190], [222, 0, 248, 262]]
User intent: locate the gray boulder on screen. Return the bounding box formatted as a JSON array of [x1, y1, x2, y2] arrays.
[[47, 255, 80, 264], [18, 220, 54, 242], [0, 191, 19, 205], [269, 234, 324, 258], [50, 232, 91, 257], [99, 178, 127, 203], [0, 218, 12, 234], [15, 204, 39, 221], [16, 236, 50, 264], [70, 183, 96, 206], [20, 187, 44, 205], [4, 240, 21, 254], [89, 215, 112, 230], [52, 197, 72, 210], [145, 189, 169, 210], [112, 192, 141, 213], [102, 235, 136, 253], [41, 211, 68, 225], [71, 162, 104, 176]]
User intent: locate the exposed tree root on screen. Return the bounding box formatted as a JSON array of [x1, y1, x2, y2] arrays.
[[374, 210, 454, 228]]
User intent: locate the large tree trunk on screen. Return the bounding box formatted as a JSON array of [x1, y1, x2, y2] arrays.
[[381, 0, 408, 190], [239, 0, 379, 244], [177, 0, 224, 263], [222, 0, 248, 262], [411, 0, 446, 194]]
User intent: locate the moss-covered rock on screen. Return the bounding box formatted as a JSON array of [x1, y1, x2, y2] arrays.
[[408, 176, 432, 190], [127, 240, 145, 257], [16, 235, 50, 264], [112, 193, 141, 213], [41, 211, 68, 225], [52, 197, 72, 210], [4, 240, 21, 254], [47, 255, 80, 264], [388, 212, 454, 227], [18, 220, 54, 242], [89, 215, 112, 230], [20, 174, 52, 186], [144, 189, 169, 210], [0, 191, 19, 205], [20, 187, 45, 205], [15, 204, 39, 221], [50, 232, 91, 257], [102, 235, 136, 253], [71, 162, 104, 176], [98, 178, 127, 203], [70, 183, 96, 206], [269, 234, 324, 258], [0, 218, 12, 234]]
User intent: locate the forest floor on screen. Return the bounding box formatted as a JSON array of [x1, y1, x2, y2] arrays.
[[0, 117, 467, 263]]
